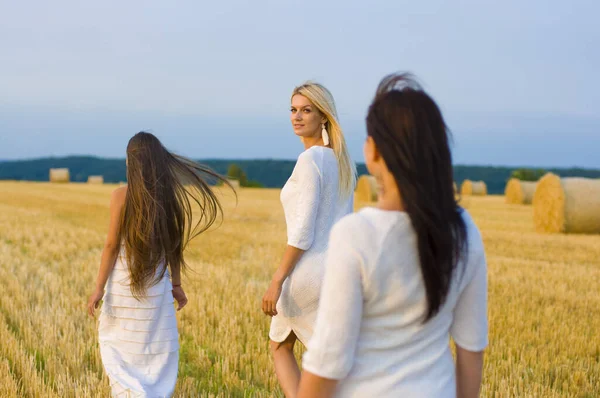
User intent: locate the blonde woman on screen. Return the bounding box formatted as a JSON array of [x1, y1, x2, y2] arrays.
[[262, 82, 356, 397]]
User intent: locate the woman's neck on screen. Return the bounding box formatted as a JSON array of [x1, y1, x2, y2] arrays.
[[302, 136, 326, 150], [376, 171, 405, 212]]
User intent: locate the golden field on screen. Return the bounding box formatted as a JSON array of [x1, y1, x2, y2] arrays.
[[0, 181, 598, 397]]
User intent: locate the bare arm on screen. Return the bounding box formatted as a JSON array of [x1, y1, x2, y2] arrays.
[[87, 187, 126, 317], [170, 252, 188, 311], [94, 187, 126, 290], [263, 153, 321, 316], [262, 245, 304, 316], [170, 261, 182, 286], [297, 371, 338, 398], [456, 345, 484, 398]]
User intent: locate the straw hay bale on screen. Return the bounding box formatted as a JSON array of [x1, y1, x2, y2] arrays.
[[533, 173, 600, 234], [49, 168, 70, 183], [356, 175, 378, 202], [227, 179, 240, 189], [87, 175, 104, 184], [505, 178, 536, 204], [461, 180, 487, 196]]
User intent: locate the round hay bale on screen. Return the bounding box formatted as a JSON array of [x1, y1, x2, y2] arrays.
[[505, 178, 536, 204], [356, 175, 378, 202], [49, 168, 70, 183], [461, 180, 487, 196], [87, 175, 104, 184], [533, 173, 600, 234]]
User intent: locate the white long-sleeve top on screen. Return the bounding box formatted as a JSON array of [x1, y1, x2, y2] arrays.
[[303, 207, 488, 397]]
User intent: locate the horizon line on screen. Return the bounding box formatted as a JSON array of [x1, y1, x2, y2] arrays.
[[0, 154, 598, 171]]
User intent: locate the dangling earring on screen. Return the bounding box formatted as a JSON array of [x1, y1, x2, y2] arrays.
[[322, 123, 330, 146]]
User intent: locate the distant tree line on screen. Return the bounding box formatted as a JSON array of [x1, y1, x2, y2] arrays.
[[226, 164, 264, 188], [1, 157, 599, 195], [509, 168, 547, 181]]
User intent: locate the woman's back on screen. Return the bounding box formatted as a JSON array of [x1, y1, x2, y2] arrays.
[[89, 132, 228, 397], [310, 147, 354, 249], [303, 207, 488, 397]]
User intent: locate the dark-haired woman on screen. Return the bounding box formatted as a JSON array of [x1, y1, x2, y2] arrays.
[[87, 132, 228, 397], [297, 74, 488, 398]]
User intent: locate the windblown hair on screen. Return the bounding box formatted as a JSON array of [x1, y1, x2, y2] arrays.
[[292, 82, 357, 199], [366, 73, 468, 321], [119, 132, 230, 297]]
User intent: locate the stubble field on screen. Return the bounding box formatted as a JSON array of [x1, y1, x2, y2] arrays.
[[0, 181, 598, 397]]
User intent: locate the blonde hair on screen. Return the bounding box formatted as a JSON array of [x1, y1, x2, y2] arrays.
[[292, 82, 357, 199]]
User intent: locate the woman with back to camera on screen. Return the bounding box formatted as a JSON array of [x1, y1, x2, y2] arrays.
[[87, 132, 229, 397], [297, 73, 488, 398], [261, 82, 357, 397]]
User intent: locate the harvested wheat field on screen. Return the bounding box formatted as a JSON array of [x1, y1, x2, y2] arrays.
[[0, 181, 598, 397]]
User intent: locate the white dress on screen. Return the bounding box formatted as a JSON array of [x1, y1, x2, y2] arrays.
[[269, 146, 354, 345], [303, 208, 488, 397], [99, 249, 179, 397]]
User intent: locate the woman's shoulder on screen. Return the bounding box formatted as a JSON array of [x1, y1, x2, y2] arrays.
[[299, 145, 334, 163], [112, 185, 127, 198], [459, 209, 484, 248], [298, 146, 322, 161], [299, 146, 338, 175], [110, 185, 127, 207], [331, 207, 409, 246], [294, 147, 324, 175], [455, 209, 486, 269]]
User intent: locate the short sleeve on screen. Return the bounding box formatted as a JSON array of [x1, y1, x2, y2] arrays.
[[450, 250, 488, 351], [286, 154, 321, 250], [302, 221, 364, 379]]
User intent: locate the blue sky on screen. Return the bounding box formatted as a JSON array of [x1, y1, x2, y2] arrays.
[[0, 0, 598, 168]]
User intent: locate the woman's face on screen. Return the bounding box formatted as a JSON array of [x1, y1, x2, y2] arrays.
[[290, 94, 326, 139]]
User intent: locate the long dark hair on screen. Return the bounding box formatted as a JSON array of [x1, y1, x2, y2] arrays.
[[120, 132, 231, 297], [366, 73, 468, 321]]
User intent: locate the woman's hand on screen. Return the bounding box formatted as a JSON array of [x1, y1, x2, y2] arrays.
[[172, 286, 188, 311], [262, 247, 305, 317], [87, 287, 104, 318], [262, 280, 283, 316]]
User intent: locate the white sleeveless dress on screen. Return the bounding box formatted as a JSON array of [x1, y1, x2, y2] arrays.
[[98, 249, 179, 397]]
